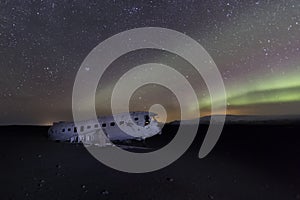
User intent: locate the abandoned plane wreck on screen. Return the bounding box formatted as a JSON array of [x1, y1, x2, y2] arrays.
[[48, 112, 162, 146]]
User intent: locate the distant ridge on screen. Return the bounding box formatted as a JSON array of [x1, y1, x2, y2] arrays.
[[168, 115, 300, 125]]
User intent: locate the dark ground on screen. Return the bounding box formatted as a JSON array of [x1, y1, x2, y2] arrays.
[[1, 123, 300, 200]]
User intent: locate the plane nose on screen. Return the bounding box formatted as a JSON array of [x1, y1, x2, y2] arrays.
[[48, 127, 53, 137]]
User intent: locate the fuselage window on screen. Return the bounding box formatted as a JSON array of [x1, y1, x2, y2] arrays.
[[134, 117, 139, 121], [102, 123, 106, 128], [94, 124, 99, 128], [110, 122, 115, 126], [80, 126, 84, 132], [87, 125, 91, 129], [62, 128, 65, 132], [74, 127, 77, 133], [68, 128, 71, 132], [144, 115, 150, 125]]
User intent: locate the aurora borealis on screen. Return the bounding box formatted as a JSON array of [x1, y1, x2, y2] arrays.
[[0, 0, 300, 124]]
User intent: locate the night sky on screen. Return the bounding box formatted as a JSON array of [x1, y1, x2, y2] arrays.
[[1, 0, 300, 125]]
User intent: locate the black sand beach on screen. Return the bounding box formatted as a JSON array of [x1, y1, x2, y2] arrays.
[[1, 122, 300, 200]]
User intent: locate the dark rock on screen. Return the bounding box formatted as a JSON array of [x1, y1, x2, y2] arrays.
[[166, 177, 174, 182], [101, 189, 109, 195], [56, 164, 61, 169]]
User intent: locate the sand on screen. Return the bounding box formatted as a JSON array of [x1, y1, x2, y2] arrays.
[[1, 124, 300, 200]]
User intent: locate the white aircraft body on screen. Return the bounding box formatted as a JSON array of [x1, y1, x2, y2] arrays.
[[48, 112, 161, 146]]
